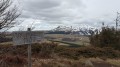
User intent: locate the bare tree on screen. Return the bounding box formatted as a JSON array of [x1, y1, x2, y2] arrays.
[[0, 0, 20, 31]]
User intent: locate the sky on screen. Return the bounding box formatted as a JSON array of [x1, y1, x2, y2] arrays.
[[10, 0, 120, 31]]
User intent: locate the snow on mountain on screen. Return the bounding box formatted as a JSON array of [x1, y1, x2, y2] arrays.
[[50, 25, 98, 35]]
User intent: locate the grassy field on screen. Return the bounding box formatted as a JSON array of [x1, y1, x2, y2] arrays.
[[0, 34, 120, 67], [45, 34, 90, 46], [0, 41, 120, 67], [0, 42, 120, 67]]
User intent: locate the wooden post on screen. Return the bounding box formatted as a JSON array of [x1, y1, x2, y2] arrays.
[[28, 28, 32, 67]]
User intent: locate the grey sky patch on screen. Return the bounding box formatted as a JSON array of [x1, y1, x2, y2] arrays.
[[10, 0, 120, 31], [19, 0, 85, 24]]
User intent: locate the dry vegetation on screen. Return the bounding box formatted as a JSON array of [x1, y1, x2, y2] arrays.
[[45, 34, 90, 46], [0, 42, 120, 67], [90, 27, 120, 50]]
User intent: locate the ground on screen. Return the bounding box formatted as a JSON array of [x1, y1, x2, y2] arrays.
[[32, 58, 120, 67], [0, 34, 120, 67]]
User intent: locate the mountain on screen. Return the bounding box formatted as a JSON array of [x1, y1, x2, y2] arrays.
[[47, 26, 98, 35]]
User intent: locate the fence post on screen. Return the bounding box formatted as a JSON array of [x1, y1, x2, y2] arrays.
[[28, 28, 32, 67]]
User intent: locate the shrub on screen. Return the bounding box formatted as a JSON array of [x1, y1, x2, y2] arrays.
[[90, 27, 120, 50], [0, 37, 12, 43], [32, 42, 58, 58], [0, 42, 120, 60], [55, 46, 120, 59], [0, 55, 27, 67]]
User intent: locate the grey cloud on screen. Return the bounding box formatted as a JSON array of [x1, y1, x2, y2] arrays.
[[23, 0, 61, 11], [10, 0, 120, 31], [74, 18, 116, 28], [20, 0, 85, 24]]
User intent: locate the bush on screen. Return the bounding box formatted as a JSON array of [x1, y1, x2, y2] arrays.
[[55, 46, 120, 59], [0, 42, 120, 60], [90, 27, 120, 50], [0, 42, 58, 57], [0, 55, 27, 67], [32, 42, 58, 58], [0, 37, 12, 43]]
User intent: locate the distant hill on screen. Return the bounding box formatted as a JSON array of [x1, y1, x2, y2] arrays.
[[46, 26, 98, 35]]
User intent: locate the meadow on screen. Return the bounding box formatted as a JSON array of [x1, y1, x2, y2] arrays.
[[0, 42, 120, 67], [45, 34, 90, 46], [0, 34, 120, 67]]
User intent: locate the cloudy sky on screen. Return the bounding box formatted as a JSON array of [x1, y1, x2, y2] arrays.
[[11, 0, 120, 31]]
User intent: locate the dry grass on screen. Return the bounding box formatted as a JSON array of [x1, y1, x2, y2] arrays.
[[0, 42, 13, 45], [106, 59, 120, 66], [45, 34, 90, 46], [32, 58, 84, 67], [31, 57, 120, 67], [0, 55, 27, 67], [0, 42, 120, 67]]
